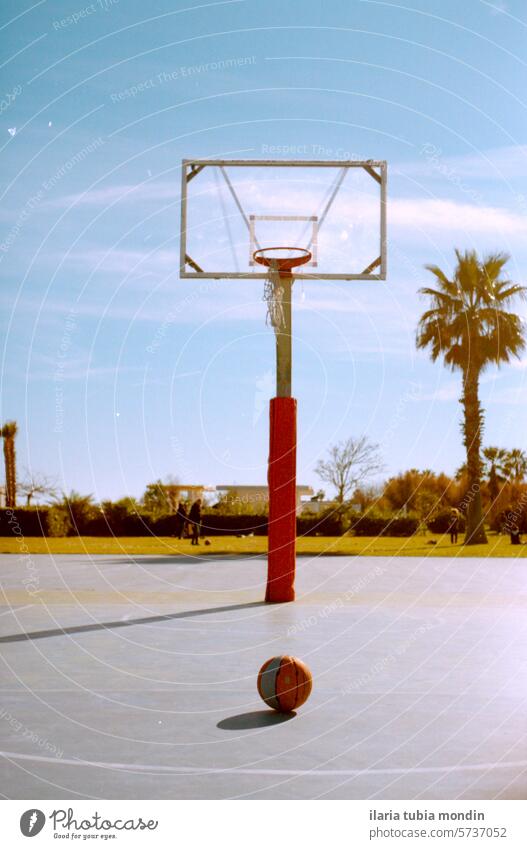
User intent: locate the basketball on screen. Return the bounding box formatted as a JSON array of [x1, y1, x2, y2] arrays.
[[257, 655, 312, 712]]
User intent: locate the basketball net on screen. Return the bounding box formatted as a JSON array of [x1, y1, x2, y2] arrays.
[[263, 259, 286, 333]]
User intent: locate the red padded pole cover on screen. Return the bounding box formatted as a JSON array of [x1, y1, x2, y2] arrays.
[[266, 396, 297, 602]]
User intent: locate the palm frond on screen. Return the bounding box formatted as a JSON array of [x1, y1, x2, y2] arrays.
[[1, 421, 18, 439], [493, 284, 527, 303]]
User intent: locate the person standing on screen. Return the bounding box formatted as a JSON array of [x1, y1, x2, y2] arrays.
[[189, 499, 202, 546], [174, 501, 188, 539], [449, 508, 460, 544]]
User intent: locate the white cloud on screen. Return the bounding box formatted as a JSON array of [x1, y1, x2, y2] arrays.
[[44, 193, 527, 288], [391, 197, 527, 238]]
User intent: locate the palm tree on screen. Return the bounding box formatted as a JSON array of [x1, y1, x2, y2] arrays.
[[416, 250, 526, 544], [482, 446, 509, 505], [53, 490, 96, 533], [1, 421, 18, 508], [505, 448, 527, 482]]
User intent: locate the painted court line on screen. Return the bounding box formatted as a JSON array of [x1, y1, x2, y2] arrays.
[[1, 750, 525, 777], [0, 604, 34, 617]]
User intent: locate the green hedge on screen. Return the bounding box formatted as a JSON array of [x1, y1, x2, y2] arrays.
[[0, 508, 49, 537], [350, 514, 419, 537], [86, 509, 154, 537], [0, 507, 415, 538], [297, 512, 347, 536], [0, 508, 269, 537], [200, 513, 268, 536]]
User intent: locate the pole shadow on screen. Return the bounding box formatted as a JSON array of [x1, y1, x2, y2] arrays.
[[0, 601, 268, 644]]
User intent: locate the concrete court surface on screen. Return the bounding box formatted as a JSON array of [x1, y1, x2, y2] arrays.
[[0, 552, 525, 800]]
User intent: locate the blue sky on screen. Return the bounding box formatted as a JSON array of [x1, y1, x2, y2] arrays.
[[1, 0, 527, 501]]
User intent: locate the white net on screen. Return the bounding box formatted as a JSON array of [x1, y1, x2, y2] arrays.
[[263, 259, 285, 332]]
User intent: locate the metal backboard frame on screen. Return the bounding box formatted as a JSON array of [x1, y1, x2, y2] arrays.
[[180, 159, 387, 281]]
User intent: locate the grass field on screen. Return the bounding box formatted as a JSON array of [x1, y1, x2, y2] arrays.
[[1, 532, 527, 557]]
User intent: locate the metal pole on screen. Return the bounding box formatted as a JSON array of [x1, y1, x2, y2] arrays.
[[266, 272, 296, 603], [276, 275, 293, 397]]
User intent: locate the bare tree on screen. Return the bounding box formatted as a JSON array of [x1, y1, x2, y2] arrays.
[[18, 470, 57, 506], [315, 436, 384, 504]]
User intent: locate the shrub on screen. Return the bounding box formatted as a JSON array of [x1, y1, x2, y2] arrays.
[[351, 514, 419, 537], [86, 502, 152, 536], [100, 502, 130, 535], [297, 511, 348, 536], [47, 492, 98, 535], [149, 513, 174, 536], [46, 505, 73, 537], [66, 499, 97, 533]]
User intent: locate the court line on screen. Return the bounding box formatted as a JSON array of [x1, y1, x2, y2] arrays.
[[1, 750, 525, 776], [0, 605, 34, 617]]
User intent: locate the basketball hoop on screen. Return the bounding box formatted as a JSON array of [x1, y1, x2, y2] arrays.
[[253, 246, 312, 275], [254, 248, 312, 332], [181, 159, 388, 604]]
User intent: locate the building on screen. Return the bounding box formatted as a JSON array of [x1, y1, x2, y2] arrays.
[[216, 484, 314, 515], [161, 483, 316, 514], [163, 485, 215, 511]]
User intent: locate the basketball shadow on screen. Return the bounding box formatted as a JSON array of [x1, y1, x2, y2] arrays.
[[217, 710, 295, 730]]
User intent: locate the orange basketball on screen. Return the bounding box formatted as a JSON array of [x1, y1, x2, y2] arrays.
[[257, 655, 312, 712]]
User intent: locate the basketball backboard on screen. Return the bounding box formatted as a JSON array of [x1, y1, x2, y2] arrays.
[[180, 159, 387, 280]]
